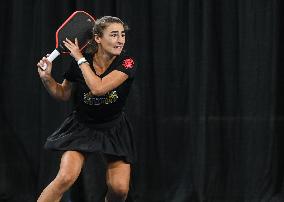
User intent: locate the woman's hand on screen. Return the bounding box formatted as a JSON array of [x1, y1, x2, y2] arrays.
[[37, 56, 52, 80], [63, 38, 84, 61]]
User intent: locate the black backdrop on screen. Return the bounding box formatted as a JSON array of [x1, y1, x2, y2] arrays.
[[1, 0, 284, 201]]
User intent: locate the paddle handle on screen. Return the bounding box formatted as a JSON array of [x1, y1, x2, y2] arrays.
[[41, 49, 61, 70]]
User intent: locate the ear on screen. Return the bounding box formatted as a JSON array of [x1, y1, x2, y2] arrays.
[[94, 34, 101, 44]]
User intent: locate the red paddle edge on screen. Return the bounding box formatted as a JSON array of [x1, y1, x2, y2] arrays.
[[55, 11, 96, 54]]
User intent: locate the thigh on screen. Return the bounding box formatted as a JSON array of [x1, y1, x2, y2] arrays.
[[105, 155, 131, 187], [58, 151, 85, 178]]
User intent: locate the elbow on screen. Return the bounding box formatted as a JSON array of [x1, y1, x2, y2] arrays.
[[55, 95, 70, 102], [90, 86, 106, 96], [60, 96, 70, 102], [58, 91, 71, 102], [90, 90, 105, 96]]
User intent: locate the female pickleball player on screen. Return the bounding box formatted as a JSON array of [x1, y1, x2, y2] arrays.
[[36, 16, 136, 202]]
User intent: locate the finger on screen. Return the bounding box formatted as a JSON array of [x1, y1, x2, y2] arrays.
[[63, 41, 71, 49], [38, 65, 46, 71], [63, 40, 71, 47], [37, 63, 44, 71], [42, 58, 51, 67], [42, 58, 49, 63], [39, 60, 44, 66], [38, 65, 44, 71], [75, 38, 78, 46], [65, 38, 74, 44]]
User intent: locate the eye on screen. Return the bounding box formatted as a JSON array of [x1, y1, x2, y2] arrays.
[[121, 33, 126, 37], [110, 33, 118, 37]]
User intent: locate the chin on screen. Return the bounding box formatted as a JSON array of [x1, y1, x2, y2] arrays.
[[113, 50, 123, 56]]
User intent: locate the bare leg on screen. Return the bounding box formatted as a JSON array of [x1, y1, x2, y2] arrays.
[[105, 159, 131, 202], [37, 151, 85, 202]]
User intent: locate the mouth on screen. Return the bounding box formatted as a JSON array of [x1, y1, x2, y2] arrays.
[[114, 45, 123, 50]]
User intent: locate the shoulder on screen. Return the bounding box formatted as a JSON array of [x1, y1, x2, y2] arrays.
[[115, 52, 136, 69], [112, 52, 137, 79]]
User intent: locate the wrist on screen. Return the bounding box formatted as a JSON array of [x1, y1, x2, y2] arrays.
[[41, 74, 52, 82], [77, 57, 89, 67]]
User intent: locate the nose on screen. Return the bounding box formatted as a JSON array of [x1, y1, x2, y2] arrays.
[[117, 34, 125, 44]]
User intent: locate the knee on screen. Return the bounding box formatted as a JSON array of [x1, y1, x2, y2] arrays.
[[55, 171, 77, 189], [107, 180, 129, 199]]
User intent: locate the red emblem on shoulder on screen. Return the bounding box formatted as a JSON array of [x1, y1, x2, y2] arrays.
[[122, 58, 134, 69]]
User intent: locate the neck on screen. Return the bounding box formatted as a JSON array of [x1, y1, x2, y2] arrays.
[[94, 49, 116, 69]]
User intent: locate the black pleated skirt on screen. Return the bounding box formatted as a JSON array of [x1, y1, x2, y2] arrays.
[[44, 111, 136, 164]]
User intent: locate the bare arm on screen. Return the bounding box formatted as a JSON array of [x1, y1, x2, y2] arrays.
[[41, 77, 72, 101], [63, 38, 128, 96], [79, 63, 128, 96], [37, 57, 72, 101]]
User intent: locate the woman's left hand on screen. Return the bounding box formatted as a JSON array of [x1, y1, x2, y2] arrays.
[[63, 38, 84, 61]]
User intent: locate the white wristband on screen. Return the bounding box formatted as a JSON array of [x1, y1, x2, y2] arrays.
[[77, 57, 87, 66]]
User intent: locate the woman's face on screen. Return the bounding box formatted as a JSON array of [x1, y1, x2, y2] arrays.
[[96, 23, 126, 56]]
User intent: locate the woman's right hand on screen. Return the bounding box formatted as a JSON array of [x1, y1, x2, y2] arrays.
[[37, 56, 52, 80]]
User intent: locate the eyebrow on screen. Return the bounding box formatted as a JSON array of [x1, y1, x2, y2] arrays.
[[110, 30, 126, 33]]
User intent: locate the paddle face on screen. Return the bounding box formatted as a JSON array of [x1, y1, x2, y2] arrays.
[[56, 11, 95, 53]]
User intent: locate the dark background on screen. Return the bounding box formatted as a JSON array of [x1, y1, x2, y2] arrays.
[[1, 0, 284, 201]]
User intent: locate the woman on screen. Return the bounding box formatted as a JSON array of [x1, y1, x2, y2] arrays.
[[36, 16, 136, 202]]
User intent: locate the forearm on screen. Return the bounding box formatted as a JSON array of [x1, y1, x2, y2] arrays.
[[63, 38, 127, 95], [79, 63, 103, 95], [41, 76, 68, 101]]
